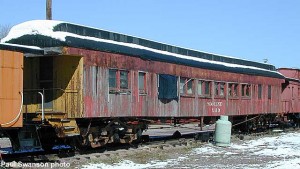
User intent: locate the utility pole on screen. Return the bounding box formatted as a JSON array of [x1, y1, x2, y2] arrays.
[[46, 0, 52, 20]]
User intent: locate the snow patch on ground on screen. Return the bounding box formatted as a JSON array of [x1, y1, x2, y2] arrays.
[[81, 132, 300, 169], [81, 156, 188, 169], [81, 160, 169, 169], [232, 132, 300, 157], [264, 158, 300, 169]]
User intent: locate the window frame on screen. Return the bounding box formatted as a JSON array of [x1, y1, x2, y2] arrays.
[[120, 70, 129, 89], [108, 68, 130, 94], [268, 85, 272, 99], [179, 77, 195, 96], [197, 79, 212, 98], [228, 82, 239, 99], [258, 84, 262, 99], [214, 81, 226, 98], [138, 71, 147, 94], [241, 83, 251, 98], [109, 69, 118, 90]]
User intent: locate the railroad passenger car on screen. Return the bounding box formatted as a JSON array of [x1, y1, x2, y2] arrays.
[[278, 68, 300, 114], [0, 20, 287, 150]]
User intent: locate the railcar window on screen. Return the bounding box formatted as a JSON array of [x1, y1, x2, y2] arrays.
[[120, 71, 129, 89], [214, 82, 225, 97], [197, 80, 202, 95], [139, 72, 146, 93], [180, 78, 185, 94], [109, 69, 117, 88], [109, 69, 130, 92], [268, 85, 272, 99], [187, 79, 193, 94], [215, 83, 219, 96], [228, 83, 238, 97], [180, 77, 194, 95], [298, 87, 300, 98], [204, 81, 211, 95], [258, 84, 262, 99], [241, 84, 251, 97]]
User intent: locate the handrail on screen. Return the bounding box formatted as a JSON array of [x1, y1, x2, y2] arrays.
[[38, 92, 45, 124], [22, 88, 81, 121], [0, 92, 23, 127]]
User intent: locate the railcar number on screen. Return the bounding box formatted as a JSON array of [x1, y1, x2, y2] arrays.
[[207, 101, 223, 113]]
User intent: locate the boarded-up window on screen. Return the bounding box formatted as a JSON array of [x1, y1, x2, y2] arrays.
[[268, 85, 272, 99], [158, 74, 178, 100], [258, 84, 262, 99]]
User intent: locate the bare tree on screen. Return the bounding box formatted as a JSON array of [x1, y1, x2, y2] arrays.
[[0, 24, 11, 40]]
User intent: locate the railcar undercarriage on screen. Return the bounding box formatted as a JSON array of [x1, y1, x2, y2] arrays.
[[1, 113, 299, 154]]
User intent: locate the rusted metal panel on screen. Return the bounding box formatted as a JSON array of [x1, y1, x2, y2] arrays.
[[0, 50, 23, 128]]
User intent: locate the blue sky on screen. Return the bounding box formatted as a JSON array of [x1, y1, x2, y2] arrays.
[[0, 0, 299, 68]]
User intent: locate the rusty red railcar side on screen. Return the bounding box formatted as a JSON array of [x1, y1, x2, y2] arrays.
[[278, 68, 300, 114], [64, 47, 283, 118]]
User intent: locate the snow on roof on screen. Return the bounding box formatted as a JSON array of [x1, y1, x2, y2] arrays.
[[1, 20, 64, 42], [1, 20, 282, 76], [0, 42, 42, 50]]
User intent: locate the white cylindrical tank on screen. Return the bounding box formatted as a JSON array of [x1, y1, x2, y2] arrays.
[[214, 115, 232, 147]]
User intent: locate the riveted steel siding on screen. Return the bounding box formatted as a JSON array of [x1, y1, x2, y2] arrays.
[[0, 50, 23, 128]]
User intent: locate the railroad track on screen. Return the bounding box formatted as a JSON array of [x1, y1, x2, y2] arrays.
[[1, 127, 297, 168], [0, 134, 207, 168]]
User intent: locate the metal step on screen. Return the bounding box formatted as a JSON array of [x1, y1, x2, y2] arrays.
[[36, 111, 66, 115], [48, 118, 71, 122], [63, 126, 76, 130], [61, 119, 71, 122], [64, 133, 80, 137]]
